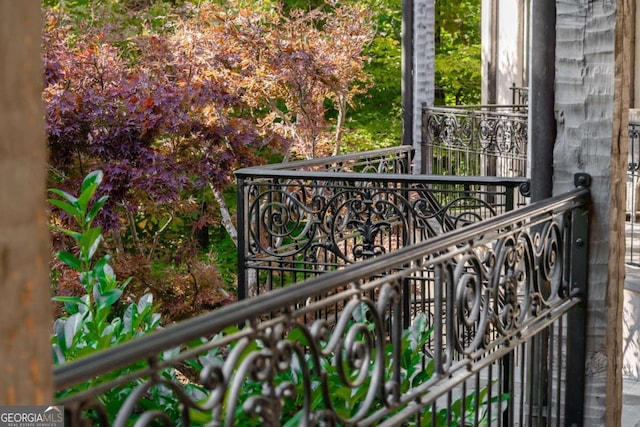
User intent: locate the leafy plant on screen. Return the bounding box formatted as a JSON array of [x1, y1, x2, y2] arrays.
[[50, 170, 166, 419], [50, 170, 161, 364], [50, 170, 213, 425], [187, 312, 507, 426], [280, 312, 506, 426]]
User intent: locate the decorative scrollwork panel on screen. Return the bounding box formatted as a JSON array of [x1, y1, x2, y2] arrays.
[[57, 185, 589, 426]]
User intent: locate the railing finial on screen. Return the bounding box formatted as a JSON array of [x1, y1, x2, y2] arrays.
[[574, 173, 592, 188]]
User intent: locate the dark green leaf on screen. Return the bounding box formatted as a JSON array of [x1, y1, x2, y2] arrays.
[[57, 251, 82, 270], [95, 288, 122, 309], [48, 188, 79, 206], [49, 198, 82, 223], [64, 313, 84, 349], [85, 195, 109, 226], [52, 295, 87, 307], [79, 226, 102, 260], [77, 173, 102, 220], [49, 225, 82, 241]]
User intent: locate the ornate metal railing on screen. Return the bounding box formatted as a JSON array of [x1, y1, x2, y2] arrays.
[[53, 176, 590, 426], [235, 148, 530, 308], [627, 121, 640, 265], [254, 145, 414, 174], [510, 84, 529, 108], [421, 105, 528, 180]]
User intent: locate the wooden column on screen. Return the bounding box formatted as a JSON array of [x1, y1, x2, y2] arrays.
[[0, 2, 53, 404], [607, 0, 633, 424]]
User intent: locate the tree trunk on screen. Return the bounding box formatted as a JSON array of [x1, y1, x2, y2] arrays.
[[553, 1, 627, 424], [0, 2, 53, 405], [211, 185, 238, 246]]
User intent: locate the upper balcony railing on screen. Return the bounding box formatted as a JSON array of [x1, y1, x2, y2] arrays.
[[54, 173, 591, 426], [627, 120, 640, 265], [421, 104, 528, 180], [510, 84, 529, 109]]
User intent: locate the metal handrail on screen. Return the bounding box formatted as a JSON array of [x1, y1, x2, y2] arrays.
[[235, 168, 529, 186], [424, 105, 528, 116], [250, 145, 414, 171], [235, 168, 530, 301]]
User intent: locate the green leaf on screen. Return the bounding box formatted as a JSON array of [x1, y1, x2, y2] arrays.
[[283, 410, 303, 427], [123, 303, 136, 332], [95, 288, 122, 309], [79, 226, 102, 260], [81, 170, 103, 190], [64, 313, 84, 349], [78, 294, 91, 313], [49, 198, 83, 223], [147, 313, 161, 330], [189, 407, 213, 425], [52, 318, 67, 351], [52, 344, 65, 365], [93, 253, 112, 271], [137, 292, 154, 312], [94, 261, 117, 292], [85, 195, 109, 226], [52, 295, 87, 307], [77, 173, 103, 216], [120, 277, 132, 292], [48, 188, 79, 206], [98, 321, 118, 348], [57, 251, 82, 271], [49, 225, 82, 241]]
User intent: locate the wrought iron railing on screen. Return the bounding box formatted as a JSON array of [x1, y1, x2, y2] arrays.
[[627, 121, 640, 265], [235, 148, 530, 306], [510, 84, 529, 108], [53, 176, 590, 426], [421, 105, 528, 180], [253, 145, 414, 174]]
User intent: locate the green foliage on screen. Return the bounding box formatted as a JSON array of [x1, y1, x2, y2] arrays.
[[186, 313, 507, 426], [211, 229, 238, 287], [435, 0, 481, 105], [49, 170, 208, 423], [436, 44, 481, 105], [50, 170, 161, 380], [345, 0, 402, 151]]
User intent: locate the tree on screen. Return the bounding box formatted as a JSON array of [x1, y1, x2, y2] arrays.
[[434, 0, 481, 105], [191, 2, 374, 159], [42, 0, 375, 318], [0, 2, 53, 404], [345, 0, 403, 151]]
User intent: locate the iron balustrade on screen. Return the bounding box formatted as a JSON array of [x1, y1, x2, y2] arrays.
[[53, 178, 590, 426], [421, 105, 528, 180], [235, 150, 529, 306], [510, 84, 529, 109], [628, 121, 640, 265], [253, 145, 414, 174]]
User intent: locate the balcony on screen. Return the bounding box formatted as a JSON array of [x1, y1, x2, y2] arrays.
[[53, 105, 596, 425]]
